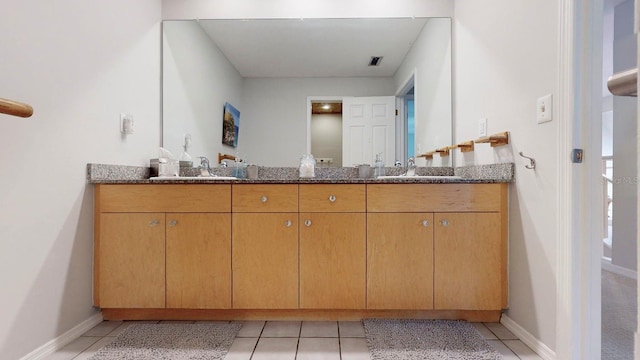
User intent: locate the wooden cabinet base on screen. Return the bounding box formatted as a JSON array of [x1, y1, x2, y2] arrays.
[[101, 308, 502, 322]]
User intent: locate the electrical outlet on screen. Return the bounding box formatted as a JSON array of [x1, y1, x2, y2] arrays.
[[478, 118, 487, 137], [120, 113, 134, 134], [316, 158, 333, 164], [537, 94, 553, 124]]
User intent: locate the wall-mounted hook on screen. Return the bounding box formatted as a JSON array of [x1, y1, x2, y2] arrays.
[[519, 152, 536, 170]]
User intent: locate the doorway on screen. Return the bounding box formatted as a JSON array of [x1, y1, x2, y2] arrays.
[[600, 0, 638, 358], [310, 100, 343, 167], [306, 96, 397, 167], [396, 73, 416, 166]]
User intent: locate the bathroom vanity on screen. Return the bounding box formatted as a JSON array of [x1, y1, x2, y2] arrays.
[[92, 175, 509, 322]]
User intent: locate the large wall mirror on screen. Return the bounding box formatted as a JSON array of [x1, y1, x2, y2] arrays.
[[162, 18, 451, 167]]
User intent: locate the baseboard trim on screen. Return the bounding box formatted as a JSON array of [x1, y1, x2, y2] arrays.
[[102, 308, 502, 322], [601, 258, 637, 279], [19, 312, 103, 360], [501, 314, 556, 360]]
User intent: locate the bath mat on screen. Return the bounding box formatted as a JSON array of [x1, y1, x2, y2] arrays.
[[363, 319, 502, 360], [89, 322, 241, 360]]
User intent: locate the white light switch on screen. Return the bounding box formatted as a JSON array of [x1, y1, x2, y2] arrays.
[[120, 113, 134, 134], [537, 94, 553, 124], [478, 118, 487, 137]]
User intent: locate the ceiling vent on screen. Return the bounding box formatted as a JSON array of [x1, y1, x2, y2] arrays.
[[368, 56, 383, 66]]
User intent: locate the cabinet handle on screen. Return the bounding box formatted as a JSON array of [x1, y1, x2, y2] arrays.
[[422, 220, 430, 227], [149, 219, 160, 226], [440, 219, 449, 227], [328, 195, 336, 202], [304, 219, 312, 227], [284, 220, 292, 227], [261, 195, 268, 203], [168, 220, 177, 227]]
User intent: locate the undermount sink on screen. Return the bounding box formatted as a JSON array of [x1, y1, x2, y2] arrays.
[[149, 176, 238, 181], [376, 175, 463, 180]]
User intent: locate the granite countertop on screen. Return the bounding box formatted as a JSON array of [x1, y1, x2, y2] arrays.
[[87, 163, 514, 184]]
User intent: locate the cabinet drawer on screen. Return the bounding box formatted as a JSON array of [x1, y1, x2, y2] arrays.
[[299, 184, 365, 212], [232, 184, 298, 212], [97, 184, 231, 213], [367, 184, 505, 212]]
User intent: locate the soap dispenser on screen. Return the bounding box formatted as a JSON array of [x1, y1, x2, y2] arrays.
[[179, 134, 193, 170], [374, 153, 385, 178]]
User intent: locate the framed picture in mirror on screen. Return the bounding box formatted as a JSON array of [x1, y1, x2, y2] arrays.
[[222, 102, 240, 147]]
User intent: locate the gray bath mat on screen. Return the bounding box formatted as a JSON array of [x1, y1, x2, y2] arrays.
[[363, 319, 502, 360], [89, 322, 241, 360]]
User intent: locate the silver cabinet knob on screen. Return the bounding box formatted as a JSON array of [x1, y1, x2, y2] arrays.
[[168, 220, 177, 227], [149, 219, 160, 226], [440, 219, 449, 227], [422, 220, 430, 227], [261, 195, 268, 203], [284, 220, 292, 228], [304, 219, 312, 227], [328, 195, 336, 202]]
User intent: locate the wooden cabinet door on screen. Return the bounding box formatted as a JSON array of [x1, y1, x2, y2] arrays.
[[99, 213, 166, 308], [434, 212, 502, 310], [232, 213, 298, 309], [166, 213, 231, 309], [299, 213, 366, 309], [367, 213, 434, 309]]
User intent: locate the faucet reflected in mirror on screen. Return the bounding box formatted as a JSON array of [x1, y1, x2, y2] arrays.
[[406, 157, 416, 176], [198, 156, 213, 176]]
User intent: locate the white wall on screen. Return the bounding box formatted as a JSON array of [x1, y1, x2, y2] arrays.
[[0, 1, 162, 359], [454, 0, 559, 352], [241, 77, 395, 166], [162, 20, 243, 162], [311, 114, 343, 167], [611, 0, 638, 272], [602, 111, 613, 156], [394, 18, 452, 167]]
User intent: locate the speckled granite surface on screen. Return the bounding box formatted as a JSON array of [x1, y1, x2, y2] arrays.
[[87, 163, 150, 182], [454, 163, 514, 181], [87, 163, 514, 184]]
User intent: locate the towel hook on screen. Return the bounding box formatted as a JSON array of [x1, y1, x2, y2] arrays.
[[518, 152, 536, 170]]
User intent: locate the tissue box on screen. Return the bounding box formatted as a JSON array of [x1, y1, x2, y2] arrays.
[[150, 158, 179, 177]]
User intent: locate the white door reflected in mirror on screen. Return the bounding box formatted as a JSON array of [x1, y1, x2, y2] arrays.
[[342, 96, 396, 167]]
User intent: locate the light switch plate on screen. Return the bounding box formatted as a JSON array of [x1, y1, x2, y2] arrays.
[[120, 113, 134, 134], [537, 94, 553, 124], [478, 118, 487, 137]]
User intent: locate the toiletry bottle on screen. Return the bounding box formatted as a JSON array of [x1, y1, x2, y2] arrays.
[[233, 157, 246, 179], [374, 153, 385, 178]]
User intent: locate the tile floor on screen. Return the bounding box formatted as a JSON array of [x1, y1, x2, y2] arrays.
[[44, 320, 542, 360]]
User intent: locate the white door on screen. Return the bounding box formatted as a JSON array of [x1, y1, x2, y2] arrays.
[[342, 96, 396, 166]]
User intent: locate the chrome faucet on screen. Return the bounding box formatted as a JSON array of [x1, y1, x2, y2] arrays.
[[198, 156, 213, 176], [406, 157, 416, 176]]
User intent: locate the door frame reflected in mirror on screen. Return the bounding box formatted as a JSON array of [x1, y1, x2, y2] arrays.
[[396, 71, 416, 167]]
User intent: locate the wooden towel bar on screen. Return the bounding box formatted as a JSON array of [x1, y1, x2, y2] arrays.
[[0, 97, 33, 118]]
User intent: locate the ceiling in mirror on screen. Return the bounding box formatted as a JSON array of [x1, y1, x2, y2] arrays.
[[196, 18, 429, 78]]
